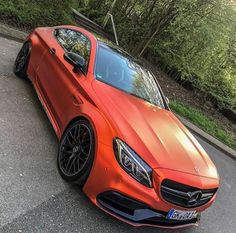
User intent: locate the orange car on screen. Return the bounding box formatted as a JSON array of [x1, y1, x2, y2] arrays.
[[14, 25, 219, 229]]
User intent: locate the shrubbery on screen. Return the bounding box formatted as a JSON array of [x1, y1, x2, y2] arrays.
[[81, 0, 236, 113], [0, 0, 235, 114], [0, 0, 81, 28]]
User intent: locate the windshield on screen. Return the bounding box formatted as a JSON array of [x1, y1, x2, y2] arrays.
[[95, 44, 165, 108]]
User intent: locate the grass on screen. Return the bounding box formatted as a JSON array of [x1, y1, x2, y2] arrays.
[[169, 100, 236, 150]]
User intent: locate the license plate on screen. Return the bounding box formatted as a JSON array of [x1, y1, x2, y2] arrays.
[[166, 209, 197, 220]]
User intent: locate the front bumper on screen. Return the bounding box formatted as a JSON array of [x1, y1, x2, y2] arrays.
[[83, 142, 217, 228], [97, 191, 200, 228]]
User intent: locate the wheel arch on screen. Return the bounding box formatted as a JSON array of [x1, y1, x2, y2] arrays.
[[61, 115, 92, 138], [61, 107, 116, 149]]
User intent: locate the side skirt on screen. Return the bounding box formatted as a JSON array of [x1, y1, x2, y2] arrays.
[[30, 75, 61, 139]]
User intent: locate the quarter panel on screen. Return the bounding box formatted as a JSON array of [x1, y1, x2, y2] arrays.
[[27, 30, 47, 81]]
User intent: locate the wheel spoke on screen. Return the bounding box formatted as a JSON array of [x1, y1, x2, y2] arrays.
[[81, 138, 90, 144], [80, 148, 88, 155], [78, 155, 86, 163], [66, 134, 73, 146], [74, 125, 80, 141], [68, 156, 77, 174], [79, 126, 86, 141], [73, 156, 79, 173], [60, 150, 72, 160], [72, 157, 76, 173], [69, 130, 76, 142], [82, 143, 90, 149], [61, 144, 72, 150], [65, 154, 75, 174]]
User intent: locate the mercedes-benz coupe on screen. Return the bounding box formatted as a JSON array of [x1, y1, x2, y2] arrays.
[[14, 25, 219, 228]]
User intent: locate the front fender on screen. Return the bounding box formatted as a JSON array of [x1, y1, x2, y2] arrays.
[[61, 102, 116, 148]]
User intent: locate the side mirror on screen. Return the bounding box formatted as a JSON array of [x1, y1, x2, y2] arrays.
[[165, 96, 170, 105], [64, 52, 86, 73]]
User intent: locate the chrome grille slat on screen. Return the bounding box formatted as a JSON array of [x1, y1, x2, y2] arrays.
[[200, 196, 212, 201], [160, 179, 217, 208], [161, 186, 190, 199], [201, 193, 213, 198]]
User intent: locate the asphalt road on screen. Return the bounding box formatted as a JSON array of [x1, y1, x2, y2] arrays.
[[0, 36, 235, 233]]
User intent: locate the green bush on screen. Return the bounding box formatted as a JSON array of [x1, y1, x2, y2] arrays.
[[0, 0, 79, 28], [0, 0, 235, 115], [79, 0, 236, 113]]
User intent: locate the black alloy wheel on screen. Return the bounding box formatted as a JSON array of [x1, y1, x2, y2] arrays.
[[57, 120, 95, 185], [14, 41, 31, 78]]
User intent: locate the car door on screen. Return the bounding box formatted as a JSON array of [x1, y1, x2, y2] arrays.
[[36, 28, 91, 132]]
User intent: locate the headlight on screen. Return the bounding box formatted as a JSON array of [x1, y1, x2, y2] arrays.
[[113, 138, 152, 188]]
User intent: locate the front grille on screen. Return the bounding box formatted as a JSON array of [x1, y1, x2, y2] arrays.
[[161, 179, 217, 208]]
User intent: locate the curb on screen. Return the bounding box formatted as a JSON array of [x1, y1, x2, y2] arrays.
[[0, 22, 235, 161], [177, 114, 236, 161], [0, 23, 27, 42]]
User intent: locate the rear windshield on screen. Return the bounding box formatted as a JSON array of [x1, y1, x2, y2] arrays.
[[95, 44, 165, 108]]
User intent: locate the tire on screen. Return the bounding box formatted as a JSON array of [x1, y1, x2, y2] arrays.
[[57, 119, 95, 186], [14, 41, 31, 78]]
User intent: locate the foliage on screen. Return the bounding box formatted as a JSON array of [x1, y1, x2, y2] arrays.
[[169, 100, 236, 150], [0, 0, 82, 28], [80, 0, 236, 112], [0, 0, 235, 115]]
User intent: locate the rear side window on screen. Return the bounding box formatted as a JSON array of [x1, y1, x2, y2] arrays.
[[55, 28, 91, 73]]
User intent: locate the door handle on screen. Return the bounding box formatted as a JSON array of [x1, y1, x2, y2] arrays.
[[72, 94, 83, 106], [49, 48, 56, 55]]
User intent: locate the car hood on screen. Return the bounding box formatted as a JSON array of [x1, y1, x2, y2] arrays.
[[92, 80, 218, 179]]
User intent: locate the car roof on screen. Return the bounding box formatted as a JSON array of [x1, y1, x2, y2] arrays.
[[94, 33, 143, 65], [94, 33, 123, 51]]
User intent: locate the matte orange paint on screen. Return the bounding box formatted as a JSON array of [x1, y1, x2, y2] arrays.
[[25, 25, 219, 228]]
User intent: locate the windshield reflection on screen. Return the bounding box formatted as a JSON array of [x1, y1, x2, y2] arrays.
[[95, 44, 165, 108]]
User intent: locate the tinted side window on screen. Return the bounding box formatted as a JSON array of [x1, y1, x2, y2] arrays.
[[55, 29, 91, 73]]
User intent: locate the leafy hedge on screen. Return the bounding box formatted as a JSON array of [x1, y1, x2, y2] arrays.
[[0, 0, 81, 28], [80, 0, 236, 113], [0, 0, 235, 115]]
